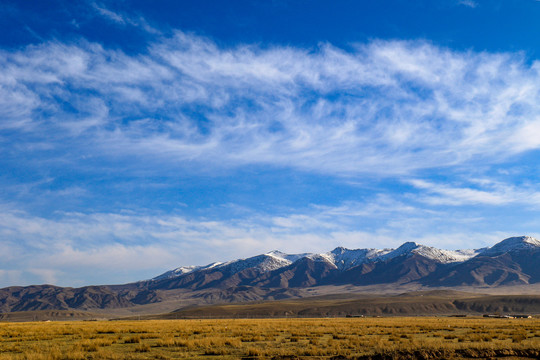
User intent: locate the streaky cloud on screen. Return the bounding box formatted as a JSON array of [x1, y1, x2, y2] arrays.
[[1, 34, 540, 177]]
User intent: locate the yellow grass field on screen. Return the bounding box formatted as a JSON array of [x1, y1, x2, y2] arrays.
[[1, 317, 539, 359]]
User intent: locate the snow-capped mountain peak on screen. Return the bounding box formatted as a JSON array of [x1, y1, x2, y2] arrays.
[[152, 262, 223, 280], [412, 245, 482, 263], [377, 242, 481, 264], [265, 250, 311, 263], [482, 236, 540, 256], [152, 238, 529, 281], [394, 241, 419, 253], [216, 253, 293, 273], [325, 247, 392, 270]]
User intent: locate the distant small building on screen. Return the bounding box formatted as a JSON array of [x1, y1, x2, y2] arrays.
[[483, 314, 532, 319], [510, 314, 533, 319], [483, 314, 512, 318]]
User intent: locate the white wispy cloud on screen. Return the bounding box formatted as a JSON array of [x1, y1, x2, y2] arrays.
[[409, 179, 540, 206], [90, 2, 160, 34], [2, 34, 540, 178], [91, 2, 125, 24], [458, 0, 478, 8]]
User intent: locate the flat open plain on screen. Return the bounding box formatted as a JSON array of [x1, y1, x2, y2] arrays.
[[0, 317, 539, 359]]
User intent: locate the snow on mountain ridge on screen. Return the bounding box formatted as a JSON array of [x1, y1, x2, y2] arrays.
[[171, 250, 314, 276], [482, 236, 540, 256], [325, 247, 392, 270], [152, 237, 537, 281], [378, 242, 483, 264], [152, 262, 223, 280], [412, 246, 482, 264], [215, 253, 293, 273], [265, 250, 311, 263]]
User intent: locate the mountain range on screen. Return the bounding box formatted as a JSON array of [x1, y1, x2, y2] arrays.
[[1, 236, 540, 314]]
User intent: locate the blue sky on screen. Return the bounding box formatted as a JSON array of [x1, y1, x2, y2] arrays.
[[2, 0, 540, 287]]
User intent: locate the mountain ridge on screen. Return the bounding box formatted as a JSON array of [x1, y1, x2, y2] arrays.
[[1, 236, 540, 314], [152, 239, 490, 281]]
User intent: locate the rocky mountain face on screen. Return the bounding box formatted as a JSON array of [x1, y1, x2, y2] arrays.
[[1, 236, 540, 313], [0, 284, 159, 313], [423, 236, 540, 287], [146, 240, 489, 290]]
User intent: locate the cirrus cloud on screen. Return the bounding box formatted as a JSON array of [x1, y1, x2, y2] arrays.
[[1, 33, 540, 177]]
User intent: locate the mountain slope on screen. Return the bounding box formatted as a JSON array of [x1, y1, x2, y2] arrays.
[[0, 284, 161, 313], [151, 241, 482, 288], [481, 236, 540, 256], [424, 236, 540, 286]]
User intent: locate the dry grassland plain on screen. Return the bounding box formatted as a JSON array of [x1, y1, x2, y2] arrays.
[[0, 317, 539, 359]]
